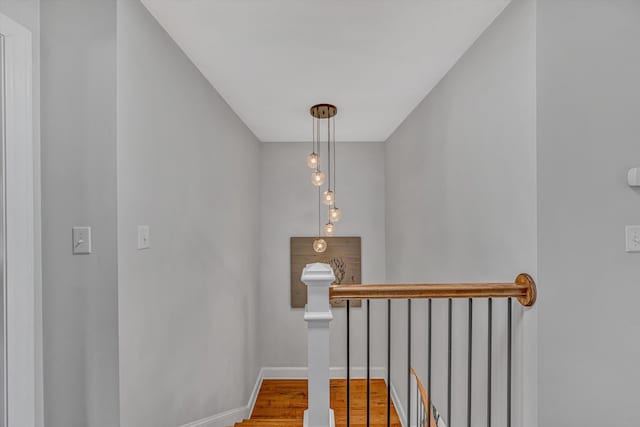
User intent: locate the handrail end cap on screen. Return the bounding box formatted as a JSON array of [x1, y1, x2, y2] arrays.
[[516, 273, 537, 307]]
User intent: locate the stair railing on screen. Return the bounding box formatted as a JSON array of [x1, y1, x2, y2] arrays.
[[411, 368, 438, 427], [301, 263, 537, 427]]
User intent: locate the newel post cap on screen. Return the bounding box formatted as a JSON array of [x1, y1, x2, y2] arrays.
[[302, 263, 334, 320], [301, 263, 335, 286]]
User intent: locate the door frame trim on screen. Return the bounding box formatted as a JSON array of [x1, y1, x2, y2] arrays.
[[0, 12, 34, 427]]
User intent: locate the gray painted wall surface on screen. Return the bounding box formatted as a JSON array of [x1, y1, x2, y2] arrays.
[[41, 1, 120, 427], [257, 142, 387, 369], [384, 0, 536, 425], [537, 1, 640, 426], [117, 1, 261, 426], [0, 0, 38, 32]]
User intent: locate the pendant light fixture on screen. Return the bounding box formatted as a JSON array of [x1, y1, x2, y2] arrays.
[[308, 104, 340, 253]]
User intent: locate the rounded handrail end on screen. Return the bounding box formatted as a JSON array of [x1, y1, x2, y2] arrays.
[[516, 273, 537, 307]]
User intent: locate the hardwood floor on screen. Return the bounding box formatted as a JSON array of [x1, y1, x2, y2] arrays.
[[234, 379, 402, 427]]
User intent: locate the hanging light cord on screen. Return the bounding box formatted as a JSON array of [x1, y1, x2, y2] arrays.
[[318, 116, 321, 238], [316, 115, 320, 172], [318, 186, 321, 237], [312, 114, 315, 155], [327, 113, 331, 192], [332, 116, 336, 206], [317, 114, 321, 237]]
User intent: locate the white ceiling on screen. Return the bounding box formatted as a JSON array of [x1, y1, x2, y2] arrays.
[[141, 0, 510, 142]]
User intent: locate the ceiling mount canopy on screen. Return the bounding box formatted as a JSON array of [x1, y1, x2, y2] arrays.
[[310, 104, 337, 120]]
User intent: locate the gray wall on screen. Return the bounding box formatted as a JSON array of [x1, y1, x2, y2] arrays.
[[117, 1, 261, 426], [384, 0, 536, 425], [0, 0, 38, 30], [537, 1, 640, 426], [257, 142, 387, 370], [0, 1, 42, 425], [41, 1, 120, 427]]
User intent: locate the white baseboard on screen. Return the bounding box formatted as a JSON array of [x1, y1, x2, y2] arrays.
[[261, 366, 386, 380], [179, 406, 249, 427], [178, 368, 264, 427], [390, 380, 407, 427], [303, 409, 335, 427], [180, 366, 388, 427], [246, 367, 264, 419]]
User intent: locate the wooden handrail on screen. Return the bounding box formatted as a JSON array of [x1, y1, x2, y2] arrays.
[[330, 273, 536, 307], [411, 368, 437, 427]]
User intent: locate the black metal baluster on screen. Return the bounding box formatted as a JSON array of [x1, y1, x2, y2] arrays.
[[367, 299, 371, 427], [387, 299, 391, 427], [467, 299, 473, 427], [427, 299, 432, 427], [507, 298, 512, 427], [407, 299, 412, 427], [347, 300, 351, 427], [487, 298, 493, 427], [448, 298, 453, 427]]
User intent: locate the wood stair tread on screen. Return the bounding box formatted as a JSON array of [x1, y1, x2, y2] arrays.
[[231, 379, 402, 427], [234, 419, 302, 426]]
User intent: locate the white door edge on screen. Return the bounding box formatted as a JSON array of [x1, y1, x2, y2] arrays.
[[0, 12, 34, 427]]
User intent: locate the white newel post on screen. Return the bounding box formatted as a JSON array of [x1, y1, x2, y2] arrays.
[[301, 263, 336, 427]]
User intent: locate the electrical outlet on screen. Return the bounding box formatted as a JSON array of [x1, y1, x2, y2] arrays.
[[625, 225, 640, 253]]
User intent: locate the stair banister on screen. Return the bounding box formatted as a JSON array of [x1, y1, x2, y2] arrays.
[[329, 273, 537, 306], [301, 263, 336, 427]]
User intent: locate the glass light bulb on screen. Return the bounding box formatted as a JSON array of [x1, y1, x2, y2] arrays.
[[313, 238, 327, 253], [311, 171, 325, 187], [306, 152, 319, 169], [329, 207, 342, 222], [324, 222, 335, 236], [322, 190, 335, 206]]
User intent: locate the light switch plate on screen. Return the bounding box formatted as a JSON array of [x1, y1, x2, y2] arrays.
[[137, 225, 150, 250], [625, 225, 640, 253], [72, 226, 92, 255]]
